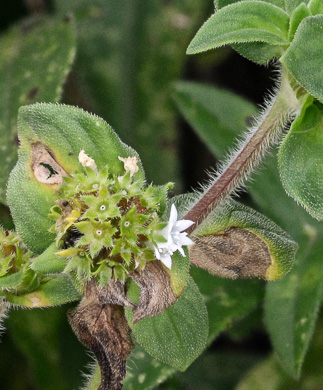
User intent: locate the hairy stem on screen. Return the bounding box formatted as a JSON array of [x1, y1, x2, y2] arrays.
[[184, 70, 300, 232]]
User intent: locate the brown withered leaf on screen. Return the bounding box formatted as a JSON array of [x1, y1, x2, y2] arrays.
[[68, 280, 134, 390], [190, 227, 271, 279], [93, 278, 136, 309], [130, 261, 177, 323], [31, 142, 68, 184]]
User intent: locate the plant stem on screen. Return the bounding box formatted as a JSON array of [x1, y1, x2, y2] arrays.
[[184, 70, 300, 233]]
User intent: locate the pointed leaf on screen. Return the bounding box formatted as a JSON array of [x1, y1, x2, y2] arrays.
[[278, 98, 323, 220], [30, 242, 66, 274], [309, 0, 323, 15], [233, 41, 285, 65], [281, 16, 323, 104], [6, 274, 81, 307], [0, 17, 76, 203], [172, 81, 256, 159], [126, 277, 208, 371], [0, 270, 24, 290], [187, 1, 289, 55], [7, 103, 144, 253]]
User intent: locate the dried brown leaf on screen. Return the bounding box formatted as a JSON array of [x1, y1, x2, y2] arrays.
[[190, 227, 271, 279]]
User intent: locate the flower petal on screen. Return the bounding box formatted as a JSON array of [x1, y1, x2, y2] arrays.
[[179, 235, 194, 246], [160, 254, 172, 269], [173, 219, 195, 232], [169, 204, 178, 224]]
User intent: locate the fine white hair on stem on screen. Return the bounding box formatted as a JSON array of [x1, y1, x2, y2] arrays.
[[183, 69, 300, 231], [0, 298, 8, 338]]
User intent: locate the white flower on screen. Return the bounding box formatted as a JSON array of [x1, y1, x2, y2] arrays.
[[153, 204, 194, 269]]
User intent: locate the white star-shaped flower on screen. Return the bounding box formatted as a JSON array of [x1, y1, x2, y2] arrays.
[[153, 204, 194, 269]]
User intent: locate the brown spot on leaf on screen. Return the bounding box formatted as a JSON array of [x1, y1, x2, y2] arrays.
[[26, 86, 39, 100], [31, 142, 68, 185], [68, 280, 134, 390], [130, 261, 177, 323], [190, 228, 271, 279]]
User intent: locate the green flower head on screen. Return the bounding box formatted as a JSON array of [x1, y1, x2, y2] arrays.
[[49, 152, 173, 286]]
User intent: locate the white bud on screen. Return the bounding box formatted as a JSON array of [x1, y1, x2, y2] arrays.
[[118, 156, 139, 177], [79, 150, 98, 171]]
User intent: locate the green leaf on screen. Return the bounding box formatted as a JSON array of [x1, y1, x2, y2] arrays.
[[233, 41, 285, 65], [191, 200, 297, 280], [215, 0, 286, 10], [0, 269, 24, 290], [7, 103, 144, 253], [172, 81, 256, 160], [0, 17, 76, 203], [236, 314, 323, 389], [191, 268, 264, 342], [31, 242, 66, 274], [278, 97, 323, 220], [285, 0, 310, 14], [235, 355, 293, 390], [281, 16, 323, 104], [167, 249, 190, 298], [6, 274, 81, 307], [187, 1, 290, 55], [123, 345, 177, 390], [127, 277, 208, 371], [309, 0, 323, 15], [288, 3, 310, 41]]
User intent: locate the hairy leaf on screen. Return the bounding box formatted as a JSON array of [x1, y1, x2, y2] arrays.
[[187, 1, 289, 55], [0, 270, 24, 290], [281, 15, 323, 104], [215, 0, 286, 11], [7, 103, 144, 253], [126, 277, 208, 371], [288, 3, 310, 41], [309, 0, 323, 15], [278, 98, 323, 220], [233, 41, 285, 65], [172, 81, 256, 159], [31, 242, 66, 274], [0, 17, 76, 203], [6, 274, 81, 307]]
